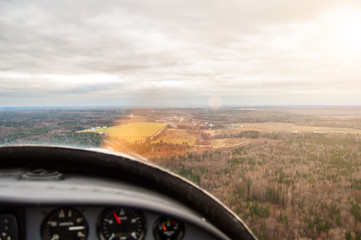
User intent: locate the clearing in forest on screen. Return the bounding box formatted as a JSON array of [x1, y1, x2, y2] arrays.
[[207, 122, 361, 136], [80, 122, 167, 143], [151, 128, 197, 145]]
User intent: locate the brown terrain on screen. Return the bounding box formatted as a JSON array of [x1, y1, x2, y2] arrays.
[[2, 106, 361, 239], [123, 107, 361, 240]]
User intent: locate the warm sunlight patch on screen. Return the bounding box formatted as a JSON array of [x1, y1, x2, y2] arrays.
[[322, 6, 361, 57]]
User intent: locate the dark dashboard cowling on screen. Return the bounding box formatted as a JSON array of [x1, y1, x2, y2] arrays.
[[0, 145, 256, 240]]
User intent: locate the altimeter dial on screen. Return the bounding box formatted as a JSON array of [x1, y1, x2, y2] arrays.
[[98, 207, 146, 240]]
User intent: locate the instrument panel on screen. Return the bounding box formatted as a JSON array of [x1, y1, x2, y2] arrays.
[[25, 206, 204, 240], [0, 167, 228, 240], [0, 146, 255, 240]]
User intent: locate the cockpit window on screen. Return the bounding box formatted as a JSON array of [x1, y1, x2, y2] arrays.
[[2, 1, 361, 239]]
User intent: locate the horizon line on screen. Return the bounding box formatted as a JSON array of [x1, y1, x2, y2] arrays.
[[2, 104, 361, 110]]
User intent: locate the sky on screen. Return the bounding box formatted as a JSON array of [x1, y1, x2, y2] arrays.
[[1, 0, 361, 107]]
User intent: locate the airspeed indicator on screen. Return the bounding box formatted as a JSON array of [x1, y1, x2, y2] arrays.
[[41, 207, 88, 240]]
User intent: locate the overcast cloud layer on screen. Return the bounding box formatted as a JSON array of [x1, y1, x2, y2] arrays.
[[1, 0, 361, 107]]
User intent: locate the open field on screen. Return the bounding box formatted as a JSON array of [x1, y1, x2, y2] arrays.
[[241, 122, 361, 134], [207, 120, 361, 149], [106, 122, 167, 142], [210, 137, 270, 149], [207, 122, 361, 137], [78, 122, 167, 143], [151, 128, 197, 145]]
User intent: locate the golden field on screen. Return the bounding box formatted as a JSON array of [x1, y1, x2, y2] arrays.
[[80, 122, 167, 143], [151, 128, 197, 145]]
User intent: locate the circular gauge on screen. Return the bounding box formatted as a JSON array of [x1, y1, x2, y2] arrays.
[[98, 208, 146, 240], [153, 217, 185, 240], [41, 207, 88, 240]]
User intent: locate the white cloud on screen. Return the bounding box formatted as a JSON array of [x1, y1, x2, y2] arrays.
[[1, 0, 361, 106], [46, 74, 122, 84]]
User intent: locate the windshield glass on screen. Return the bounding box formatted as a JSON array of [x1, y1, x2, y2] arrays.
[[2, 1, 361, 239]]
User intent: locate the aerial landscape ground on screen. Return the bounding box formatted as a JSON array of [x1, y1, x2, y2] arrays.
[[1, 106, 361, 239]]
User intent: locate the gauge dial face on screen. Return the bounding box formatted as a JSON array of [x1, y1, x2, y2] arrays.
[[98, 208, 146, 240], [153, 217, 185, 240], [41, 207, 88, 240]]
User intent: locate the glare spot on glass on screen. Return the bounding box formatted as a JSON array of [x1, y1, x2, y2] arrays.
[[208, 96, 222, 110]]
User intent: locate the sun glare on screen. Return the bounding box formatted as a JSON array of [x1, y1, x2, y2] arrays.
[[323, 6, 361, 57]]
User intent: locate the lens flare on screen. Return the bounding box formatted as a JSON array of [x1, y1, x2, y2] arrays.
[[208, 96, 222, 110]]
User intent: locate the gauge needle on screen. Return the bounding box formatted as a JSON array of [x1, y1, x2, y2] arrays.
[[113, 211, 122, 224], [162, 223, 167, 231]]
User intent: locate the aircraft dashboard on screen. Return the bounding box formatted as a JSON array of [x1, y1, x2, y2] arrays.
[[0, 146, 256, 240], [0, 168, 225, 240]]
